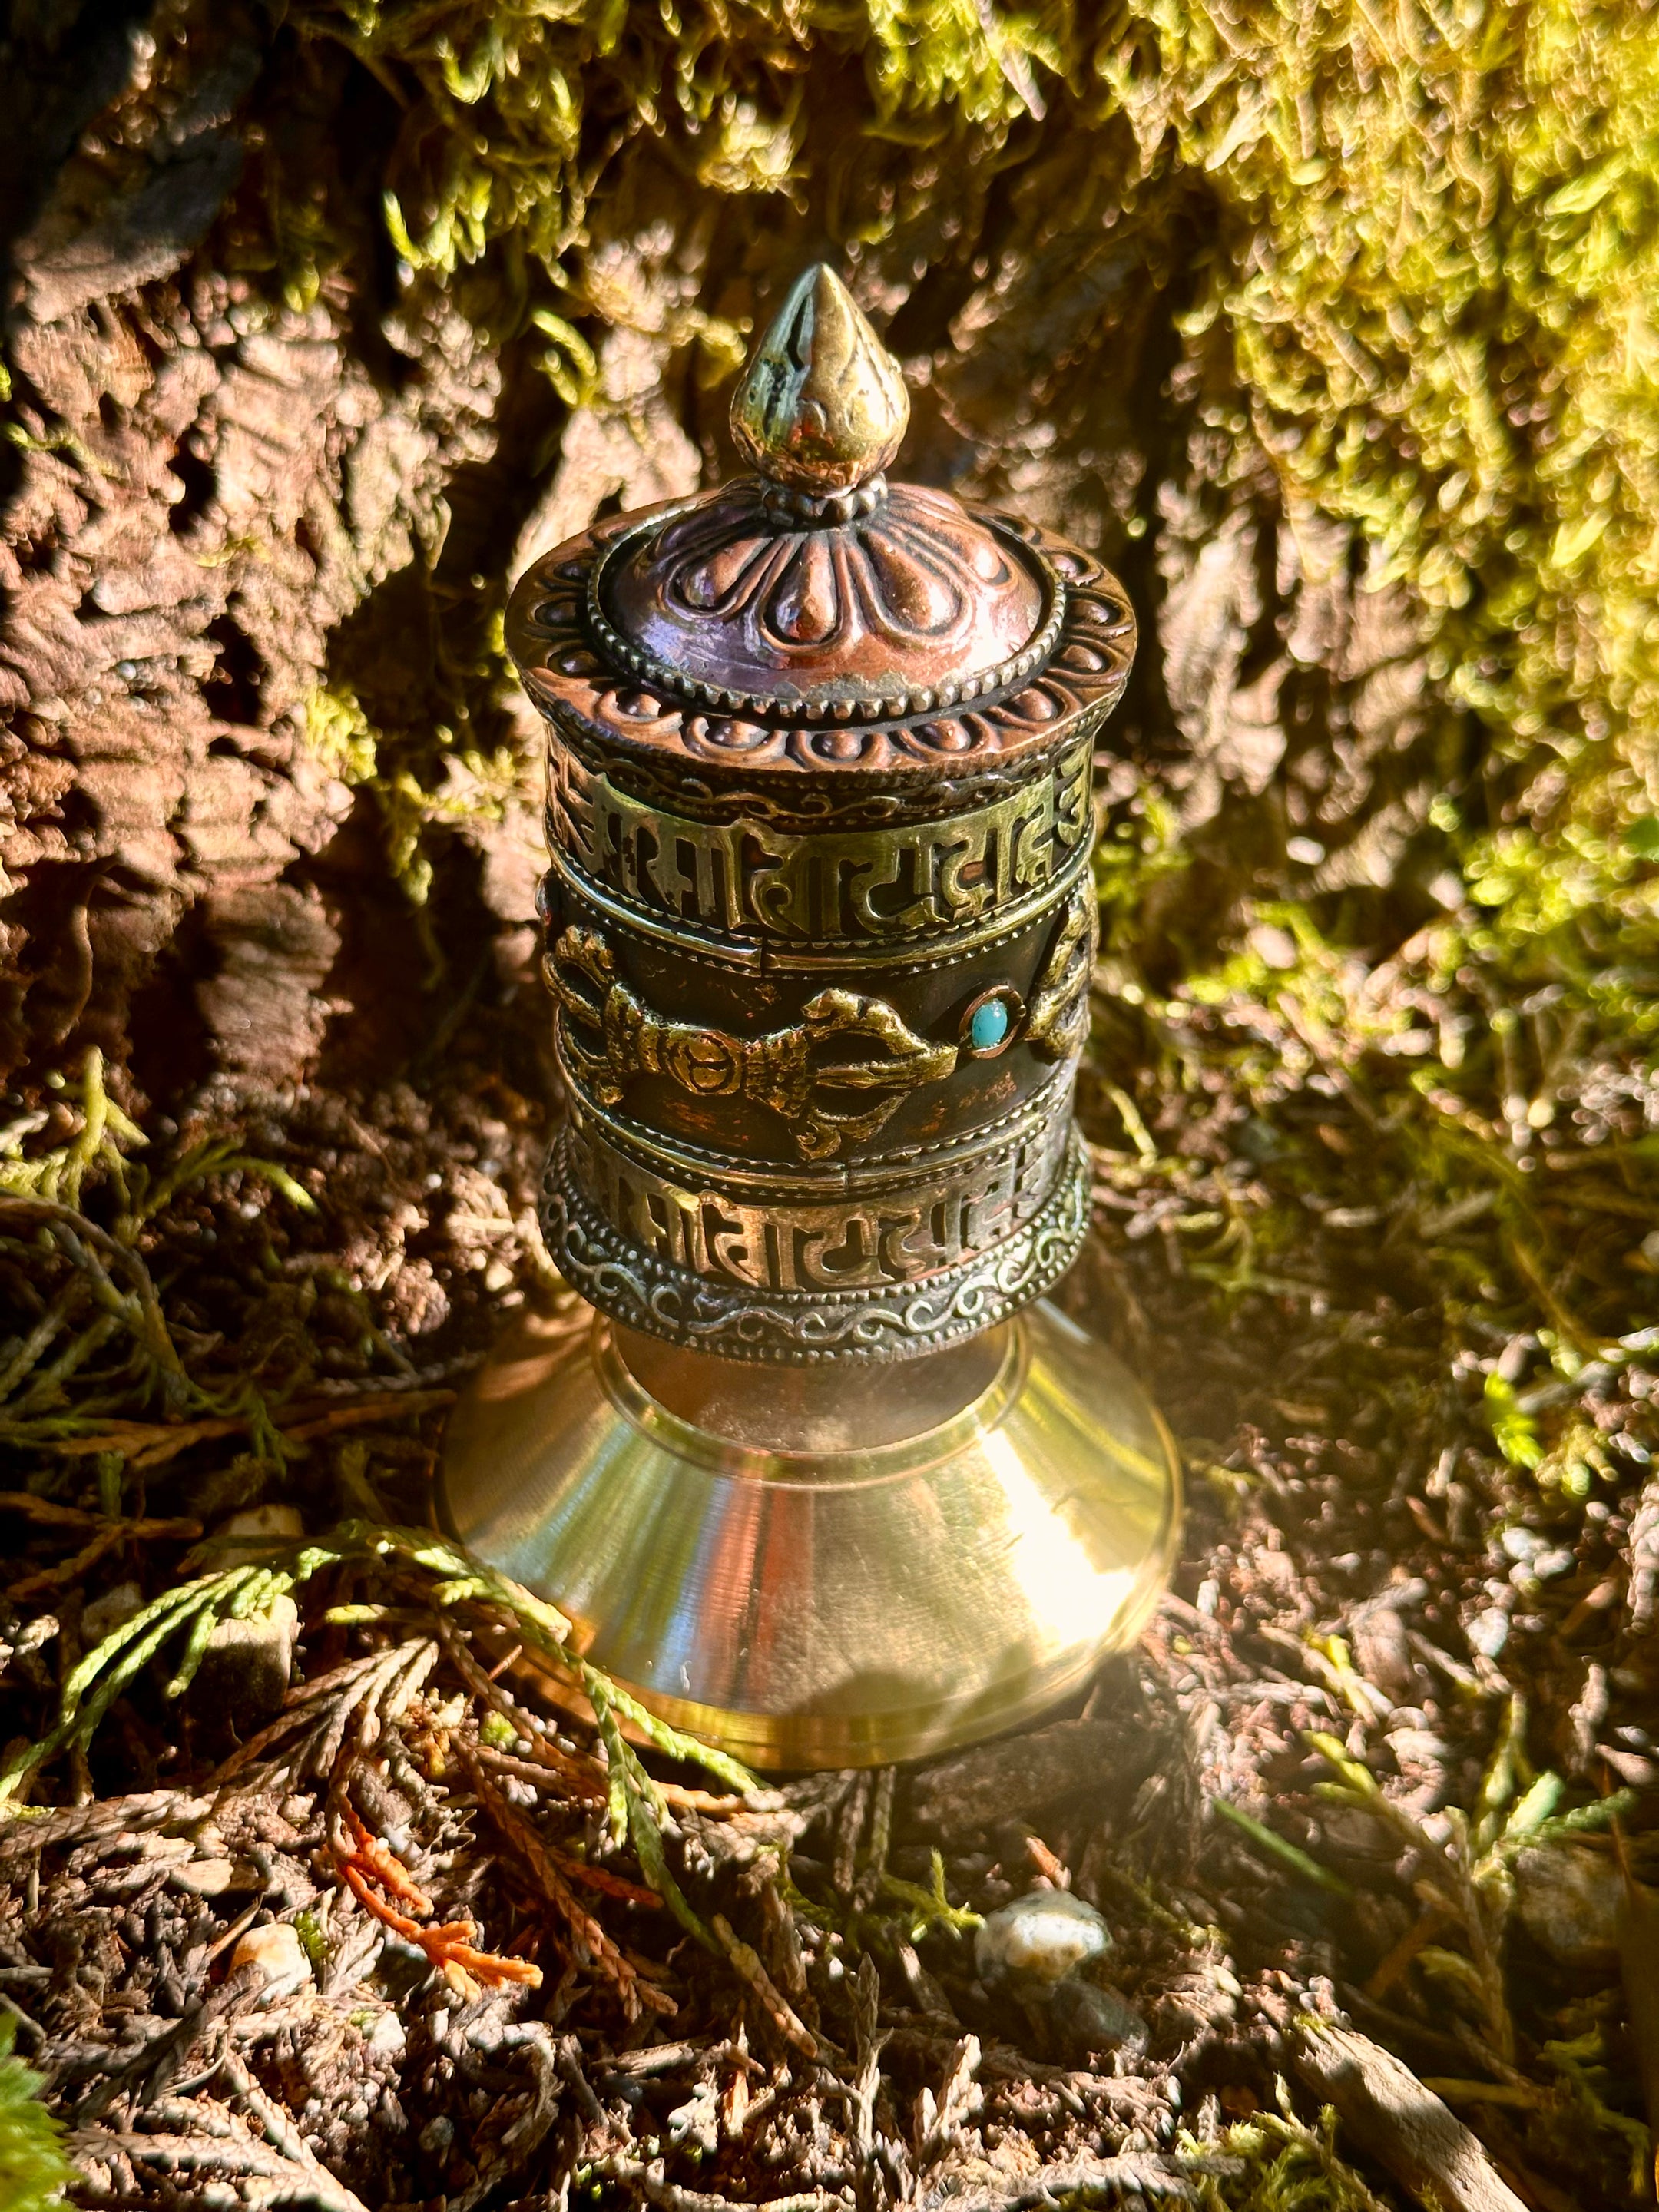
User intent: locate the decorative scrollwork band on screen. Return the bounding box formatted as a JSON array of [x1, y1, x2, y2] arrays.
[[539, 1124, 1093, 1364]]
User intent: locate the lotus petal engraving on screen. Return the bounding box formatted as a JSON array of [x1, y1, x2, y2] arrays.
[[601, 482, 1044, 713], [508, 513, 1131, 755]]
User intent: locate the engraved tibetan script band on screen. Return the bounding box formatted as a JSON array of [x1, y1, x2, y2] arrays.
[[564, 1075, 1074, 1298], [540, 1123, 1093, 1364], [549, 733, 1092, 952]]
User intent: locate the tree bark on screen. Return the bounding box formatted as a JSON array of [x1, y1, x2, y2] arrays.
[[2, 0, 1457, 1109]]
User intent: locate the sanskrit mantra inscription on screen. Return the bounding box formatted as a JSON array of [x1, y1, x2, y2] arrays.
[[548, 735, 1091, 945], [567, 1107, 1071, 1295]]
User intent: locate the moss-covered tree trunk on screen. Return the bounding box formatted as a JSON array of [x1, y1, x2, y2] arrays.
[[6, 0, 1529, 1118]]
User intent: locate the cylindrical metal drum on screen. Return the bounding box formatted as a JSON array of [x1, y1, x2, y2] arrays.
[[505, 267, 1134, 1366]]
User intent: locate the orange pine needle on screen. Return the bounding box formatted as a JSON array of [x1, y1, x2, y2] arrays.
[[336, 1816, 542, 1996], [344, 1808, 434, 1914]]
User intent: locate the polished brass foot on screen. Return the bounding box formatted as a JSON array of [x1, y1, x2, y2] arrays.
[[437, 1296, 1181, 1771]]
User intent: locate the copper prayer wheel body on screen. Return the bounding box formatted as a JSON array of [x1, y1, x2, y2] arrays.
[[506, 268, 1137, 1366]]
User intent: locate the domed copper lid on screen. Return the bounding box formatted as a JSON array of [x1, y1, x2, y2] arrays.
[[585, 267, 1061, 724], [508, 264, 1135, 770]]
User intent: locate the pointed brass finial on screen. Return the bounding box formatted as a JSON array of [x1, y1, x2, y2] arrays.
[[730, 265, 909, 498]]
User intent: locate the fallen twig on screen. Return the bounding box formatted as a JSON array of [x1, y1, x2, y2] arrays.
[[1295, 2021, 1528, 2212], [333, 1803, 541, 1999], [461, 1742, 672, 2019]]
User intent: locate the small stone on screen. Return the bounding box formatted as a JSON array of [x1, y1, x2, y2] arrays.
[[230, 1921, 313, 1995], [1515, 1846, 1627, 1968], [1049, 1975, 1148, 2055], [170, 1857, 237, 1897], [975, 1889, 1111, 1989], [368, 2011, 406, 2056], [81, 1581, 144, 1647], [185, 1594, 299, 1726], [214, 1505, 306, 1543]]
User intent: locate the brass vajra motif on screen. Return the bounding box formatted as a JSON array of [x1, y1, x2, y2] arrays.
[[1025, 886, 1100, 1064], [549, 926, 959, 1161]]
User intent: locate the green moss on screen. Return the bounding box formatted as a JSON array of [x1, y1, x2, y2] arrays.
[[279, 0, 1656, 773], [0, 2016, 71, 2212], [232, 0, 1652, 1015]]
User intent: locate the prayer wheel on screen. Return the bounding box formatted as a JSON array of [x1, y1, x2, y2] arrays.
[[439, 267, 1181, 1768]]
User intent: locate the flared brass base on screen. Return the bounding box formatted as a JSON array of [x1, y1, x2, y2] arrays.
[[437, 1297, 1181, 1770]]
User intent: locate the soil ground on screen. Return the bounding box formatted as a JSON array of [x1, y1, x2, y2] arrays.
[[2, 943, 1656, 2212]]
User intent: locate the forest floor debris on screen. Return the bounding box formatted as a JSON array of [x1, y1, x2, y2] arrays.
[[2, 940, 1657, 2211]]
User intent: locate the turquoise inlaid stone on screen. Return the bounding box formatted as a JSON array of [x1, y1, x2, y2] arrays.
[[969, 997, 1011, 1052]]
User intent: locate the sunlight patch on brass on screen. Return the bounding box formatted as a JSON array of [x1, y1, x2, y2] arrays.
[[437, 1299, 1180, 1772]]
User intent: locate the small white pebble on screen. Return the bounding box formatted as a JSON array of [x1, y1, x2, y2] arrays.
[[215, 1505, 306, 1542], [975, 1889, 1110, 1988], [369, 2011, 406, 2056], [170, 1858, 237, 1898], [230, 1921, 313, 1996]]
